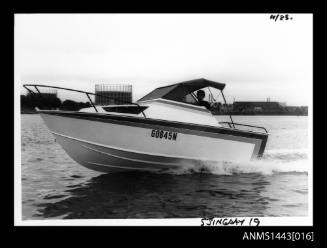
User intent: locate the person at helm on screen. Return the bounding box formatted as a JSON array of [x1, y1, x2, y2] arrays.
[[196, 90, 211, 110]]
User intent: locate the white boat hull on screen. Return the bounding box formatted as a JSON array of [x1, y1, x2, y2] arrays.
[[39, 111, 268, 173]]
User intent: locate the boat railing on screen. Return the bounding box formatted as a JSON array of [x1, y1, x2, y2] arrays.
[[23, 84, 147, 118], [219, 121, 268, 134]]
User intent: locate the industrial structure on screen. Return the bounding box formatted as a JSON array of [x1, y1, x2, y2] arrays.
[[95, 84, 133, 105], [232, 101, 285, 113], [217, 100, 308, 115]]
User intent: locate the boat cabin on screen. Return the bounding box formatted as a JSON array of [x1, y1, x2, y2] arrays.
[[84, 78, 226, 127], [137, 78, 225, 106]]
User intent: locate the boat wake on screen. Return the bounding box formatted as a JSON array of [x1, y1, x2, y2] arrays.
[[159, 149, 310, 176]]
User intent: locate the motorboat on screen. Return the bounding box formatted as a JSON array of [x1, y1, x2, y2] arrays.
[[23, 78, 269, 173]]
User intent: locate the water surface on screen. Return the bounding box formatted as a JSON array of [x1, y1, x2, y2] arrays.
[[21, 115, 309, 219]]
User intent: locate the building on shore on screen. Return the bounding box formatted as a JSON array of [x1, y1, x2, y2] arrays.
[[211, 100, 308, 115], [284, 106, 308, 115], [210, 103, 233, 114], [95, 84, 132, 105], [232, 101, 285, 113]]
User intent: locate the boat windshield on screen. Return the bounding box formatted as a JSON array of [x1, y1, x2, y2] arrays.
[[183, 92, 199, 104]]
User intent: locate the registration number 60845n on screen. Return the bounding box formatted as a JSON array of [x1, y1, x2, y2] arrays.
[[150, 129, 178, 141]]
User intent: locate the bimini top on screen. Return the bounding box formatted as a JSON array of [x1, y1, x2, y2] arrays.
[[137, 78, 226, 103]]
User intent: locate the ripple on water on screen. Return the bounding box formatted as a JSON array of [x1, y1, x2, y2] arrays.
[[43, 194, 69, 200]]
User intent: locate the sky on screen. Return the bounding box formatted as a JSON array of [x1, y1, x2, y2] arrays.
[[15, 14, 312, 106]]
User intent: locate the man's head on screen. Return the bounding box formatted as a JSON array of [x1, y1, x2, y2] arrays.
[[196, 90, 205, 101]]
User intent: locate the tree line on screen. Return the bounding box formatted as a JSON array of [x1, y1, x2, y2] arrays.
[[21, 93, 91, 111]]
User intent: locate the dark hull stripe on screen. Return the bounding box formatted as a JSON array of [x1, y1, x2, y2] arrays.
[[257, 135, 268, 158]]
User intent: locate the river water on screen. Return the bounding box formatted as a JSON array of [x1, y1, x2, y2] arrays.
[[21, 115, 309, 219]]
